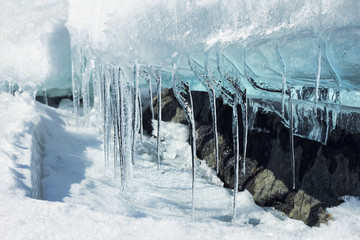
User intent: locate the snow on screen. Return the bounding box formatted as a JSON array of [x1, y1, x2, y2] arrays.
[[1, 93, 360, 239], [1, 0, 360, 239], [0, 0, 71, 93]]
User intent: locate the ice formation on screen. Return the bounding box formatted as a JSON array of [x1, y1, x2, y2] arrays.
[[1, 0, 360, 222]]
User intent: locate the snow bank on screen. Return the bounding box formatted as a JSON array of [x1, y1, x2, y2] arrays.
[[0, 92, 44, 198], [0, 93, 359, 239]]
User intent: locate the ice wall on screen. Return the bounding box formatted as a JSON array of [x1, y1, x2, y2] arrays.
[[1, 0, 360, 142], [65, 0, 360, 144], [66, 0, 360, 92]]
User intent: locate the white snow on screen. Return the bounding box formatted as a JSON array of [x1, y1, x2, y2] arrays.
[[1, 0, 360, 239], [1, 93, 360, 239]]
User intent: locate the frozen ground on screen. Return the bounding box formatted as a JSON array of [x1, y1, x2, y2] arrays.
[[0, 92, 360, 239]]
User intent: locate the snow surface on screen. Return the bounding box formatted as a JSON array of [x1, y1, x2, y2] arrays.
[[1, 93, 360, 239], [1, 0, 360, 238], [0, 0, 71, 93]]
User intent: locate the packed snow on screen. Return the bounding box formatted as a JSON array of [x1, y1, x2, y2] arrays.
[[0, 92, 360, 239]]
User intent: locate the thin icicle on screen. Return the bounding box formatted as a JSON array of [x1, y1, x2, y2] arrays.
[[92, 64, 103, 128], [289, 91, 296, 190], [138, 88, 144, 144], [101, 67, 107, 170], [111, 91, 118, 178], [132, 63, 140, 165], [315, 44, 322, 115], [43, 89, 48, 106], [188, 58, 219, 174], [82, 70, 90, 122], [172, 65, 196, 222], [103, 67, 112, 170], [189, 89, 196, 222], [275, 44, 287, 117], [242, 90, 248, 174], [210, 87, 220, 174], [117, 67, 126, 192], [32, 90, 37, 101], [232, 98, 240, 224], [324, 107, 330, 144], [151, 68, 162, 170], [72, 60, 80, 121], [146, 75, 155, 120]]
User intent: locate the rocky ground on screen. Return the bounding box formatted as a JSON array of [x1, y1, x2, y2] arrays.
[[143, 89, 360, 226]]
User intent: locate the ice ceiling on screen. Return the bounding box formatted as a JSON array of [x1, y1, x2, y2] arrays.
[[1, 0, 360, 142]]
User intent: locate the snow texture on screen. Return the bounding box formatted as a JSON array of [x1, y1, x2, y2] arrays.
[[0, 93, 360, 239]]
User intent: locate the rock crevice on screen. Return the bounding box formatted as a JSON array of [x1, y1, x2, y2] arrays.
[[143, 89, 360, 226]]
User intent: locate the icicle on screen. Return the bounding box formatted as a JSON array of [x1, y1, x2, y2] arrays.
[[32, 90, 37, 101], [242, 90, 248, 174], [151, 67, 162, 170], [210, 87, 220, 174], [138, 88, 144, 144], [315, 44, 322, 115], [104, 68, 112, 170], [71, 60, 80, 125], [275, 44, 287, 117], [100, 67, 106, 170], [131, 63, 140, 165], [189, 89, 196, 222], [289, 90, 296, 190], [117, 67, 126, 192], [232, 97, 240, 224], [146, 76, 155, 120], [43, 89, 48, 106], [111, 89, 118, 178], [324, 107, 330, 144], [172, 65, 197, 222], [188, 58, 219, 174], [82, 60, 93, 125]]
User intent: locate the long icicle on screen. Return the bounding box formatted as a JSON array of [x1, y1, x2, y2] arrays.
[[209, 87, 220, 174], [71, 60, 80, 127], [232, 97, 240, 224], [132, 63, 140, 165], [242, 90, 248, 174], [104, 67, 112, 170], [118, 68, 126, 192], [189, 89, 196, 222], [172, 66, 196, 222], [101, 67, 107, 170], [111, 88, 118, 178], [152, 68, 162, 170], [147, 76, 155, 120], [289, 90, 296, 190], [188, 58, 219, 174], [138, 88, 144, 144]]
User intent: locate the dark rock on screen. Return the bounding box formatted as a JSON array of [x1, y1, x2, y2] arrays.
[[142, 88, 360, 227]]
